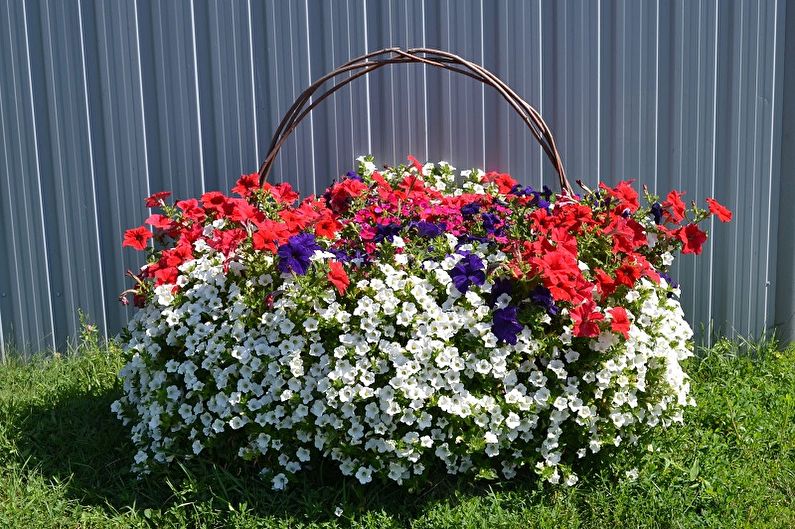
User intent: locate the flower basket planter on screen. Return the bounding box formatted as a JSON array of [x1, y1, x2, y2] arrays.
[[114, 48, 732, 489]]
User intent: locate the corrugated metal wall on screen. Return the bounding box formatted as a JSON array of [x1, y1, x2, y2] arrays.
[[0, 0, 791, 357]]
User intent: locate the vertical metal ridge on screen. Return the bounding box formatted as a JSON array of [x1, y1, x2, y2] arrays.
[[247, 0, 258, 166], [362, 0, 372, 153], [706, 0, 720, 345], [7, 1, 40, 347], [762, 0, 780, 331], [22, 0, 57, 350], [596, 0, 601, 184], [77, 0, 108, 338], [690, 0, 703, 322], [421, 0, 429, 160], [267, 0, 283, 180], [232, 6, 244, 172], [653, 0, 658, 191], [0, 17, 25, 347], [42, 0, 77, 338], [189, 0, 206, 194], [132, 0, 152, 214], [387, 2, 396, 162], [479, 0, 485, 167], [730, 2, 744, 336], [303, 0, 316, 194], [537, 0, 542, 185], [747, 0, 761, 335]]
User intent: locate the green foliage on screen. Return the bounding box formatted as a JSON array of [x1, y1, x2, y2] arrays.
[[0, 333, 793, 528]]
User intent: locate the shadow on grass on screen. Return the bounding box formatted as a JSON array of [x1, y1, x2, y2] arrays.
[[11, 384, 547, 524]]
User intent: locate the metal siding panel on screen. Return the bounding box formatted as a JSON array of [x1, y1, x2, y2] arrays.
[[39, 0, 109, 343], [143, 1, 204, 200], [775, 0, 794, 340], [0, 0, 791, 353], [1, 0, 56, 352], [0, 3, 24, 352]]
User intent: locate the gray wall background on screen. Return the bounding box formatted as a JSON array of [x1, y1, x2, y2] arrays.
[[0, 0, 792, 357]]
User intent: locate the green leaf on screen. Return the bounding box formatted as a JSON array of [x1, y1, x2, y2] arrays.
[[689, 458, 700, 481]]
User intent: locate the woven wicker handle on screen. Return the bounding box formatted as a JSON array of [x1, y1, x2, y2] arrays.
[[257, 47, 572, 194]]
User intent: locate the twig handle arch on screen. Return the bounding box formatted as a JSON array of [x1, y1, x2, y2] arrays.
[[258, 47, 572, 194]]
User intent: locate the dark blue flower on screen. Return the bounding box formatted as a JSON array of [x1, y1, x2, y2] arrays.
[[510, 184, 526, 196], [651, 202, 663, 224], [346, 170, 363, 181], [530, 285, 558, 315], [481, 213, 500, 234], [278, 233, 321, 275], [448, 252, 486, 294], [659, 271, 678, 289], [328, 247, 351, 262], [492, 306, 524, 345], [541, 185, 553, 201], [414, 221, 445, 238], [461, 201, 481, 217], [490, 278, 514, 306], [457, 234, 490, 245], [374, 222, 401, 242]]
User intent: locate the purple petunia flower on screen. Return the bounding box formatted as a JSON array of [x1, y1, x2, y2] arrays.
[[651, 202, 664, 224], [461, 201, 481, 217], [328, 247, 351, 262], [278, 233, 321, 275], [659, 271, 678, 289], [530, 285, 558, 315], [345, 170, 363, 182], [492, 306, 524, 345], [510, 184, 526, 196], [481, 213, 500, 234], [415, 221, 445, 238], [490, 278, 514, 306], [374, 222, 401, 243], [448, 252, 486, 294]]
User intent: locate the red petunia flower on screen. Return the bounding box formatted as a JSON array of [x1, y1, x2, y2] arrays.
[[315, 215, 342, 239], [145, 191, 171, 208], [229, 198, 265, 224], [176, 198, 206, 222], [608, 215, 637, 254], [232, 173, 260, 198], [327, 260, 350, 295], [678, 223, 708, 255], [145, 213, 174, 230], [614, 260, 642, 288], [571, 300, 605, 338], [595, 268, 617, 297], [152, 265, 178, 285], [252, 220, 292, 253], [601, 181, 639, 213], [663, 190, 686, 224], [122, 226, 152, 251], [407, 154, 425, 174], [609, 306, 631, 339], [484, 172, 518, 195], [706, 198, 733, 222], [328, 178, 369, 213], [202, 191, 231, 216], [264, 182, 299, 205]]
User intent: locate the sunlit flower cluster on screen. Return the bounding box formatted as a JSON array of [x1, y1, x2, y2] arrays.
[[114, 156, 731, 488]]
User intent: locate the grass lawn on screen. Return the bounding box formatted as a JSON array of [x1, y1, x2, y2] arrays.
[[0, 334, 793, 529]]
